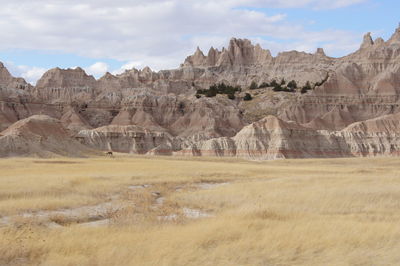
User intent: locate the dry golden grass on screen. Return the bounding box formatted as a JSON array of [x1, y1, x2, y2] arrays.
[[1, 156, 400, 265]]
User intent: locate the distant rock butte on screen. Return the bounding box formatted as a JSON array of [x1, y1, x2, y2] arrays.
[[0, 115, 94, 157], [2, 25, 400, 159]]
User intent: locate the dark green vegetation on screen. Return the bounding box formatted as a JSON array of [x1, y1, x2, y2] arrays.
[[253, 74, 329, 94], [243, 93, 252, 101], [195, 74, 329, 100], [196, 83, 242, 99], [300, 81, 313, 94], [249, 81, 258, 90]]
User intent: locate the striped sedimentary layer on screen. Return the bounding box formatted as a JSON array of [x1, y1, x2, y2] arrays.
[[177, 114, 400, 159]]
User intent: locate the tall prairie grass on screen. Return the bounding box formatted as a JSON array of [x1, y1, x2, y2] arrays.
[[1, 156, 400, 265]]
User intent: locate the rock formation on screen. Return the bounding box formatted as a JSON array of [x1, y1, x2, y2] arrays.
[[2, 25, 400, 159], [179, 114, 400, 159], [0, 115, 94, 157], [0, 62, 29, 90], [76, 125, 176, 154]]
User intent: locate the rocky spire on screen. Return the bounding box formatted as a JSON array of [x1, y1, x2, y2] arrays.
[[101, 72, 115, 79], [216, 47, 232, 66], [227, 38, 255, 66], [388, 23, 400, 44], [185, 47, 206, 66], [360, 32, 374, 49], [0, 61, 13, 85], [142, 66, 152, 73], [254, 44, 272, 64], [315, 48, 326, 56], [228, 38, 241, 64], [207, 47, 218, 66], [0, 61, 28, 89], [194, 46, 204, 56]]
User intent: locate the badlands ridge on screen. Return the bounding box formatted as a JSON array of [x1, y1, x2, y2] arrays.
[[1, 26, 400, 159]]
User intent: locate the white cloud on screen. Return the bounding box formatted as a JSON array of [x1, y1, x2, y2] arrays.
[[85, 62, 109, 77], [0, 0, 369, 84], [3, 62, 47, 85], [227, 0, 367, 9], [21, 67, 48, 85]]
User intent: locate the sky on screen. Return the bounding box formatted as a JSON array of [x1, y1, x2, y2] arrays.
[[0, 0, 399, 84]]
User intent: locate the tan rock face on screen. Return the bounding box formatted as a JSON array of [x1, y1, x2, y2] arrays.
[[303, 106, 355, 131], [35, 67, 96, 89], [344, 112, 400, 134], [60, 108, 92, 132], [179, 116, 330, 159], [0, 115, 93, 157], [360, 32, 374, 50], [387, 24, 400, 45], [0, 63, 29, 91], [76, 125, 176, 154], [2, 26, 400, 159], [181, 114, 400, 159]]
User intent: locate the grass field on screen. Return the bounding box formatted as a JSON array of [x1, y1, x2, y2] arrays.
[[1, 156, 400, 265]]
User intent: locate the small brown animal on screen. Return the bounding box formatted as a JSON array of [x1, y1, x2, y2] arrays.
[[105, 151, 113, 157]]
